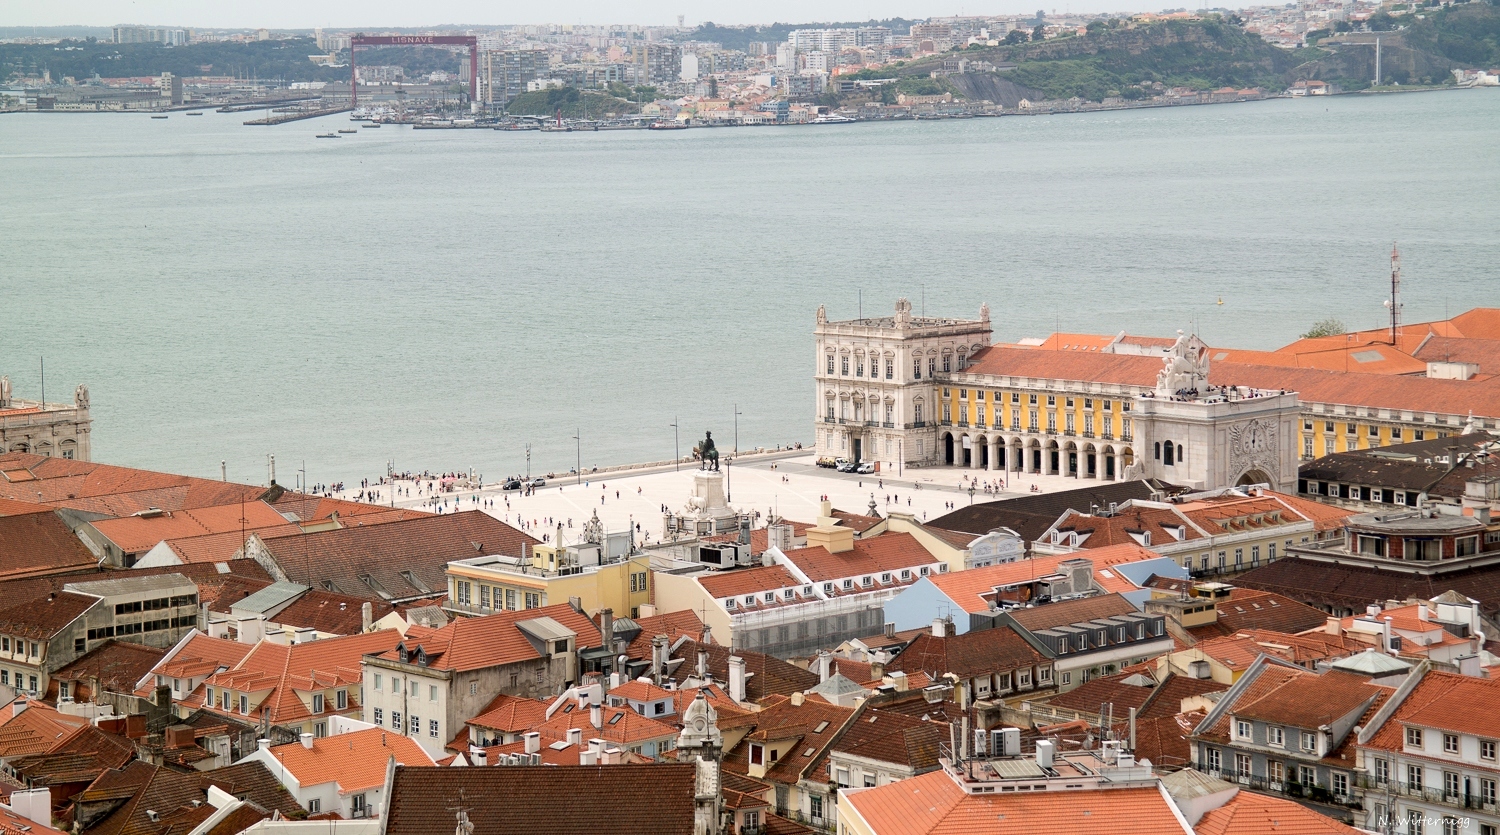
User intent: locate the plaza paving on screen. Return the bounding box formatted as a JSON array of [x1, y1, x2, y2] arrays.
[[339, 453, 1119, 545]]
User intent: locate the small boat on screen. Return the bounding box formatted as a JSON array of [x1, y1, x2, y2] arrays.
[[647, 120, 688, 130], [151, 115, 168, 119], [316, 133, 340, 138], [186, 111, 203, 116], [363, 122, 382, 128], [811, 114, 856, 124], [338, 128, 358, 134]]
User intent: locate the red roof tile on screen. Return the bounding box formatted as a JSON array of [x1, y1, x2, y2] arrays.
[[370, 603, 600, 672], [781, 532, 940, 584]]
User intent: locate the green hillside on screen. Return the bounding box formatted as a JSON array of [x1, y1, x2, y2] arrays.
[[504, 86, 636, 118]]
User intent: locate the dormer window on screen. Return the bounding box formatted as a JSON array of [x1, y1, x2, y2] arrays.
[[919, 566, 929, 576], [764, 592, 776, 603], [862, 576, 873, 587], [313, 693, 325, 713], [881, 573, 892, 584], [842, 579, 853, 590], [744, 596, 755, 607], [822, 583, 833, 594], [783, 589, 795, 600], [901, 570, 911, 580]]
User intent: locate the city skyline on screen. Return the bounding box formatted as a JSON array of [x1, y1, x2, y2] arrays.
[[6, 0, 1209, 30]]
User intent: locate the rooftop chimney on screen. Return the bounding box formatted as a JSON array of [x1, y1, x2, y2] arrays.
[[524, 731, 540, 754], [600, 608, 615, 654], [1036, 739, 1055, 769], [697, 649, 709, 679], [257, 738, 271, 752], [651, 635, 669, 685], [1325, 616, 1342, 636], [816, 652, 833, 682], [580, 749, 597, 766], [728, 655, 747, 703], [361, 602, 373, 633], [591, 703, 603, 729], [566, 728, 583, 747], [299, 733, 314, 750], [11, 697, 26, 716], [932, 617, 946, 638]]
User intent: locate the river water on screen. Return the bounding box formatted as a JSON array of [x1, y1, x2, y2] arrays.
[[2, 90, 1497, 485]]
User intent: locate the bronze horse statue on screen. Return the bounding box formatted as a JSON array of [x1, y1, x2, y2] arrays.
[[695, 431, 720, 471]]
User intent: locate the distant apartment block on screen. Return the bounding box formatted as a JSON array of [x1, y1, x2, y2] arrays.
[[112, 26, 190, 46]]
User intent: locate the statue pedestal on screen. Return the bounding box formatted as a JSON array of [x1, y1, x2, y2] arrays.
[[663, 470, 740, 540]]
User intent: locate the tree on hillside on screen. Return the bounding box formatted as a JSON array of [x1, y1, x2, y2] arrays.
[[1004, 29, 1029, 44], [1300, 317, 1347, 338], [1033, 24, 1049, 41]]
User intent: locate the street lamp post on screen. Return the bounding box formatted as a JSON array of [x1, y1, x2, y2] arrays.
[[525, 443, 531, 482], [573, 429, 581, 485], [734, 404, 742, 455], [671, 417, 680, 472], [726, 456, 732, 502], [968, 484, 976, 505]]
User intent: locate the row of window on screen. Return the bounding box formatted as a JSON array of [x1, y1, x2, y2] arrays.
[[1374, 756, 1499, 805], [453, 581, 542, 611], [205, 685, 347, 715], [828, 354, 899, 380], [1405, 727, 1498, 759], [947, 391, 1126, 412], [0, 638, 38, 658], [1184, 540, 1303, 572], [87, 615, 196, 642], [113, 594, 197, 615], [1235, 720, 1318, 752], [722, 566, 937, 610], [0, 670, 38, 693], [372, 673, 441, 701]]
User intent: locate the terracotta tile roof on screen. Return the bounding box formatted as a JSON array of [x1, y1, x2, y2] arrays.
[[825, 707, 947, 772], [1183, 588, 1330, 642], [619, 609, 706, 656], [840, 771, 1190, 835], [763, 813, 818, 835], [268, 493, 427, 524], [1228, 668, 1386, 729], [257, 511, 539, 603], [370, 603, 599, 672], [1209, 362, 1500, 419], [1131, 711, 1201, 769], [466, 694, 551, 734], [1007, 593, 1137, 632], [1216, 343, 1428, 375], [1414, 335, 1500, 375], [0, 453, 268, 518], [0, 703, 90, 758], [0, 512, 101, 579], [781, 532, 941, 584], [1362, 668, 1500, 750], [0, 802, 67, 835], [722, 697, 855, 785], [701, 520, 812, 553], [931, 480, 1177, 543], [605, 679, 676, 703], [1193, 789, 1368, 835], [1053, 506, 1204, 548], [830, 510, 884, 534], [1044, 670, 1156, 716], [382, 763, 699, 835], [1024, 333, 1122, 352], [1233, 557, 1500, 622], [265, 590, 395, 636], [52, 640, 167, 695], [535, 702, 678, 746], [264, 727, 433, 793], [918, 545, 1140, 611], [698, 565, 804, 599], [963, 345, 1163, 387], [0, 589, 98, 639], [475, 738, 580, 766], [8, 723, 136, 787], [0, 497, 52, 516], [887, 629, 1047, 682], [148, 633, 253, 684], [185, 630, 401, 725], [89, 502, 292, 555], [656, 639, 818, 702], [79, 760, 302, 835], [1136, 674, 1229, 720]]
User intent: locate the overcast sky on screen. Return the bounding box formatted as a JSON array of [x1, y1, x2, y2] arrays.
[[7, 0, 1152, 29]]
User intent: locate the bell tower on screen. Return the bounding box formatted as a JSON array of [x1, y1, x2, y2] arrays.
[[677, 691, 725, 835]]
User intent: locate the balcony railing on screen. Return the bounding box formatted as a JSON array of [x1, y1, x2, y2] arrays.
[[1357, 775, 1499, 812], [911, 421, 927, 428], [823, 416, 836, 423], [1214, 769, 1358, 808], [881, 422, 894, 428]]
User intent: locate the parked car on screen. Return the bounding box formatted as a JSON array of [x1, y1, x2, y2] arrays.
[[502, 479, 523, 491], [816, 457, 838, 468], [836, 461, 858, 473], [529, 477, 547, 487], [856, 462, 876, 474]]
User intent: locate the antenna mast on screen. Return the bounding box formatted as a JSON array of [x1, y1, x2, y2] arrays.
[[1388, 243, 1402, 346]]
